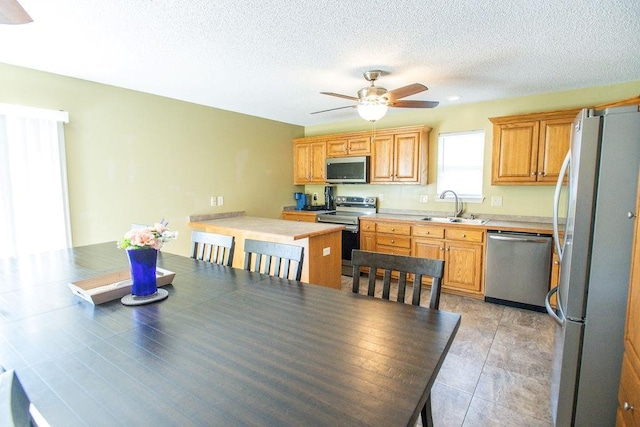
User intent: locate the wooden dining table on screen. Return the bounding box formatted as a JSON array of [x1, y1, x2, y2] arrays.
[[0, 242, 460, 426]]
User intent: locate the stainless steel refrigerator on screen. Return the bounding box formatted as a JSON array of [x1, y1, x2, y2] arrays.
[[546, 106, 640, 426]]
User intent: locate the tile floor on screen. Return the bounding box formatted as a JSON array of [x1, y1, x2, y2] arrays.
[[340, 276, 555, 427]]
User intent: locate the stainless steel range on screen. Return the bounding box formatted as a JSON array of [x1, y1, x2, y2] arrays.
[[317, 196, 377, 276]]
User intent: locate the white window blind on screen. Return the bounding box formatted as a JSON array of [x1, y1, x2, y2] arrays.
[[0, 104, 71, 258], [436, 130, 485, 201]]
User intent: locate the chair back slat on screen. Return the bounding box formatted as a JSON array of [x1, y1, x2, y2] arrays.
[[351, 250, 445, 309], [243, 239, 304, 281], [190, 231, 235, 267]]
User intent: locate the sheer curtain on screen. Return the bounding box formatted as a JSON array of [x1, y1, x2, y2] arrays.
[[0, 104, 71, 258]]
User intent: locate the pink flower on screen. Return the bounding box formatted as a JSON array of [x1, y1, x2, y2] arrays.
[[125, 229, 158, 248], [118, 221, 178, 250]]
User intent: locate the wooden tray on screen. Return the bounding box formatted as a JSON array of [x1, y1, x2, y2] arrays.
[[69, 268, 176, 305]]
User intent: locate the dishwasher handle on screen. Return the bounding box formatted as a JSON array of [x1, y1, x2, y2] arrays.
[[488, 234, 551, 244]]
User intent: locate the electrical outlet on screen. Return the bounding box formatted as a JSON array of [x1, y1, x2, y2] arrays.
[[313, 192, 318, 202], [217, 196, 224, 206], [491, 196, 503, 207], [378, 193, 384, 202], [419, 195, 429, 203], [210, 196, 217, 207]]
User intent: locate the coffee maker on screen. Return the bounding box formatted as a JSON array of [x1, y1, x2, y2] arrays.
[[324, 186, 336, 210], [294, 192, 306, 210]]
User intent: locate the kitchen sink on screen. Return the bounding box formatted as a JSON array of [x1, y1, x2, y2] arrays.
[[421, 216, 490, 225]]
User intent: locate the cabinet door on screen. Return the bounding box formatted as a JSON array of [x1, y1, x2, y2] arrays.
[[348, 137, 371, 155], [293, 142, 311, 184], [491, 121, 539, 184], [360, 232, 376, 252], [444, 241, 483, 293], [371, 135, 395, 182], [326, 139, 348, 157], [537, 117, 573, 183], [309, 142, 327, 182], [413, 238, 444, 260], [627, 213, 640, 363], [393, 132, 420, 183], [413, 238, 445, 286]]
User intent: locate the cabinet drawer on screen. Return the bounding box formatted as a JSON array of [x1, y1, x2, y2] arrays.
[[376, 234, 411, 249], [282, 212, 317, 223], [376, 222, 411, 235], [376, 245, 411, 256], [412, 225, 445, 239], [619, 354, 640, 426], [360, 220, 375, 232], [445, 228, 484, 243]]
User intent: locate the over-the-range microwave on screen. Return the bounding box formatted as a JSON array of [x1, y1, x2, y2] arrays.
[[325, 156, 370, 184]]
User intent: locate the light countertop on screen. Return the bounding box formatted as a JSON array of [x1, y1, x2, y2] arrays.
[[363, 213, 556, 235], [189, 216, 345, 241]]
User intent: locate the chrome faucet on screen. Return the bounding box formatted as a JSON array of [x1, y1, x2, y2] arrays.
[[439, 190, 463, 218]]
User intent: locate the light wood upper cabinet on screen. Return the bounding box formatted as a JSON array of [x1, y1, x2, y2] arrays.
[[490, 110, 579, 185], [326, 136, 371, 157], [371, 127, 428, 184], [293, 139, 326, 184], [293, 125, 430, 186]]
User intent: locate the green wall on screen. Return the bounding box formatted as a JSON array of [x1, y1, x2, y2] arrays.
[[304, 81, 640, 218], [0, 63, 304, 256]]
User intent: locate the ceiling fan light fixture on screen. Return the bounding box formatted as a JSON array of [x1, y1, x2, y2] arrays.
[[357, 101, 388, 122]]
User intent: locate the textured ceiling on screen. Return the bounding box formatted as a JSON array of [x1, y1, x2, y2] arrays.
[[1, 0, 639, 126]]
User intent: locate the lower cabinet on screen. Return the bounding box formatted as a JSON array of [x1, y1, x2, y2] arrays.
[[443, 240, 483, 295], [361, 219, 486, 298]]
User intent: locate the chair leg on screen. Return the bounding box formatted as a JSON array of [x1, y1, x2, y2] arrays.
[[421, 393, 433, 426]]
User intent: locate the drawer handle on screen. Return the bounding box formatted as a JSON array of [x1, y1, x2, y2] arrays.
[[462, 234, 466, 238], [391, 228, 395, 231], [425, 231, 430, 234], [391, 240, 395, 243], [624, 402, 634, 411]]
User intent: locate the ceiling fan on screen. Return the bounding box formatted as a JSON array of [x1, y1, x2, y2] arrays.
[[312, 70, 439, 122], [0, 0, 32, 25]]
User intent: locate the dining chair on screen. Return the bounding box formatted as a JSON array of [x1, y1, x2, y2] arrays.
[[243, 239, 304, 281], [350, 249, 445, 427], [190, 231, 236, 266], [0, 369, 34, 426]]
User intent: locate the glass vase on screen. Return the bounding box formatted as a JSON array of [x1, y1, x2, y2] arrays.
[[127, 248, 158, 297]]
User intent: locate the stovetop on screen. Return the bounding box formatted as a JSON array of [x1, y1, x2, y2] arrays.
[[316, 196, 377, 226]]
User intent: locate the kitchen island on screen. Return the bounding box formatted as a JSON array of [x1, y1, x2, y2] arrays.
[[189, 215, 344, 288]]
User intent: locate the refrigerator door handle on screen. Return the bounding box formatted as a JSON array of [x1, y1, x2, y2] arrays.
[[545, 287, 564, 326], [553, 151, 570, 261]]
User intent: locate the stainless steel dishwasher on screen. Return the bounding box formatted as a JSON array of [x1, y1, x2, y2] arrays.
[[485, 230, 552, 312]]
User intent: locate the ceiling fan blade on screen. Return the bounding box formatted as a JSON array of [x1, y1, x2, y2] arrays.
[[320, 92, 359, 102], [310, 105, 356, 115], [385, 83, 428, 101], [389, 100, 439, 109], [0, 0, 32, 24]]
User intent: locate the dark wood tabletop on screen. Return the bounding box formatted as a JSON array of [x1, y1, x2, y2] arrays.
[[0, 242, 460, 426]]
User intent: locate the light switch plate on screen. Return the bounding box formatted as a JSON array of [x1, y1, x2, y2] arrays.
[[491, 196, 503, 207]]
